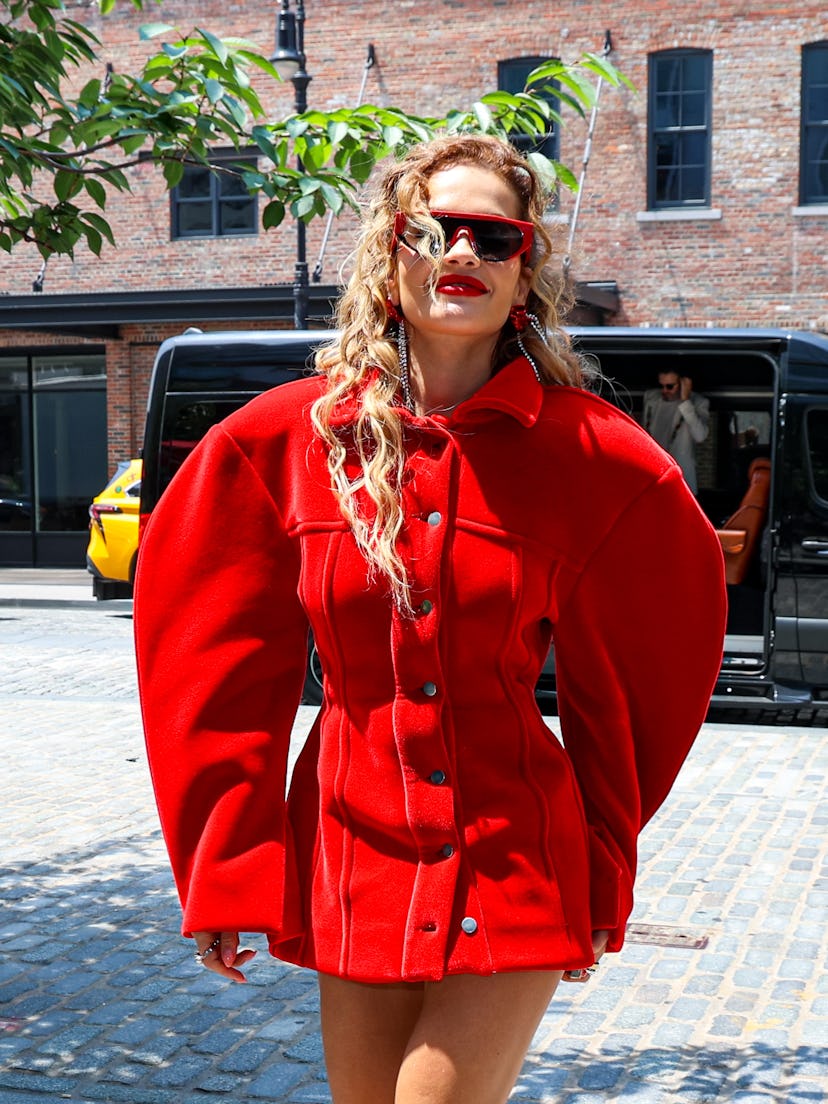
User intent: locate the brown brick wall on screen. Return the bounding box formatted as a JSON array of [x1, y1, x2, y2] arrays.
[[1, 1, 826, 479], [2, 1, 826, 314]]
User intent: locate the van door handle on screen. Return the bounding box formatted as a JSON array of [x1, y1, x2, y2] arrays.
[[800, 539, 828, 555]]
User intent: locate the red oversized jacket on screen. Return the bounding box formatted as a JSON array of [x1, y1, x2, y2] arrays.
[[134, 356, 727, 983]]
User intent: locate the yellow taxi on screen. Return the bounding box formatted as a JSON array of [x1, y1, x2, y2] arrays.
[[86, 459, 142, 599]]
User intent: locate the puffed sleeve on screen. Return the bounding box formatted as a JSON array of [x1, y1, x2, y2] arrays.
[[553, 467, 726, 952], [134, 423, 309, 939]]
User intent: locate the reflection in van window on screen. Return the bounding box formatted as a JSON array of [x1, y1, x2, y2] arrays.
[[730, 411, 771, 448], [806, 409, 828, 501], [159, 398, 252, 490]]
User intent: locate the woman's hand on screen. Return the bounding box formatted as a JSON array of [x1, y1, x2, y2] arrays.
[[192, 931, 257, 983], [562, 929, 609, 983]]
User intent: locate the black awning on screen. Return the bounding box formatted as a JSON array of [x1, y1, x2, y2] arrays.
[[0, 284, 340, 338], [0, 279, 619, 337]]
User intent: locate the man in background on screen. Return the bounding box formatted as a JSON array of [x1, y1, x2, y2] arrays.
[[643, 371, 710, 494]]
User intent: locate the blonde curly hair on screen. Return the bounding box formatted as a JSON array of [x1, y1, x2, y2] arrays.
[[311, 134, 584, 613]]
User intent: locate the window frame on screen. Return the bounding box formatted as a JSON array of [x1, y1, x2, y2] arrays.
[[647, 48, 713, 210], [800, 41, 828, 206], [805, 406, 828, 508], [170, 149, 259, 241], [497, 56, 560, 164]]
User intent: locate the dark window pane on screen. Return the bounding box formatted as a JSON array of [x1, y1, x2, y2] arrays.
[[655, 167, 680, 203], [655, 57, 682, 92], [804, 44, 828, 79], [655, 134, 680, 167], [805, 133, 828, 201], [177, 202, 214, 236], [807, 409, 828, 500], [219, 171, 249, 198], [682, 91, 706, 127], [177, 166, 212, 199], [806, 130, 828, 162], [682, 131, 707, 164], [655, 92, 680, 128], [682, 53, 708, 90], [0, 384, 31, 533], [806, 83, 828, 122], [219, 198, 257, 234], [159, 398, 254, 489], [680, 165, 706, 200], [35, 389, 107, 532]]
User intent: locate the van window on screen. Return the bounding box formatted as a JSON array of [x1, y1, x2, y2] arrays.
[[140, 333, 332, 518], [805, 408, 828, 504], [159, 397, 255, 490]]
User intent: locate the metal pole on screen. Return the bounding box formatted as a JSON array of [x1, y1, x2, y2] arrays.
[[313, 43, 375, 283], [292, 0, 311, 328], [563, 30, 612, 276]]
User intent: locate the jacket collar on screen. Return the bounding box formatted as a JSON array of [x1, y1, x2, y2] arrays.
[[448, 355, 543, 428], [327, 356, 544, 430]]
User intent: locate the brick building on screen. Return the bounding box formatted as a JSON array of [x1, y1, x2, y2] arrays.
[[1, 0, 826, 566]]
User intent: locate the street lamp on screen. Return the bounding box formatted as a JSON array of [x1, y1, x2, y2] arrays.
[[271, 0, 312, 329]]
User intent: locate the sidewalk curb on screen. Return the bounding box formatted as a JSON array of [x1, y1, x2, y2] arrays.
[[0, 596, 133, 611]]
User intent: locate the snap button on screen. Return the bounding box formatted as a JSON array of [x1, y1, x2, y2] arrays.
[[429, 770, 446, 785], [426, 511, 442, 526], [440, 844, 455, 858], [420, 599, 434, 615], [461, 917, 478, 935], [422, 681, 438, 697]]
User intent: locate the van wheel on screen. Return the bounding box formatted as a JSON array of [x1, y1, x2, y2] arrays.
[[302, 635, 324, 706]]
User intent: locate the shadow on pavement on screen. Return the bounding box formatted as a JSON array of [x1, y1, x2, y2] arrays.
[[0, 835, 327, 1103]]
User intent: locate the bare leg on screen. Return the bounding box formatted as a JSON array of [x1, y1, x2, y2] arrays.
[[318, 970, 562, 1104], [396, 971, 562, 1104], [318, 973, 425, 1104]]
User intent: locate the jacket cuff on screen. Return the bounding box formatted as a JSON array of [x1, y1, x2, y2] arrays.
[[588, 826, 630, 952]]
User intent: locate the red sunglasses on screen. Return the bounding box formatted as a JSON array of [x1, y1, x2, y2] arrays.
[[393, 210, 534, 263]]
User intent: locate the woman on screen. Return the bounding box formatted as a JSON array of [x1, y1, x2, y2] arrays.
[[135, 134, 726, 1104]]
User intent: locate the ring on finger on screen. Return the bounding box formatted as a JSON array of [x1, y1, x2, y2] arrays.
[[194, 936, 221, 965]]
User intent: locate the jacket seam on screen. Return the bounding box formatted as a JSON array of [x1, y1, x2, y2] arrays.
[[216, 423, 293, 535]]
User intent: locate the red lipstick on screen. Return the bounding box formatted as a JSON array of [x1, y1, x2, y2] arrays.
[[436, 275, 488, 296]]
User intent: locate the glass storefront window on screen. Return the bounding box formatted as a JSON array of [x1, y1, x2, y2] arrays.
[[0, 359, 32, 533], [0, 353, 106, 540], [32, 355, 107, 533]]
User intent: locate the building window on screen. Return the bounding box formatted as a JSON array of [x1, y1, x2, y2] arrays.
[[498, 56, 559, 162], [171, 151, 258, 240], [801, 42, 828, 205], [648, 49, 712, 208], [0, 354, 106, 539]]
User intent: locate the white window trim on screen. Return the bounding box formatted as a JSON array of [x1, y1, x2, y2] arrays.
[[636, 208, 722, 222]]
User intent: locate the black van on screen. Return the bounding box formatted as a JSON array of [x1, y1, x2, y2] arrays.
[[139, 326, 828, 724]]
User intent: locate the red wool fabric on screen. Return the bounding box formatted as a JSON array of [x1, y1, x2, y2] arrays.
[[134, 356, 727, 983]]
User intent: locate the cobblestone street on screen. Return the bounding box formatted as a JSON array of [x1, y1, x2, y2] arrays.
[[1, 603, 826, 1103]]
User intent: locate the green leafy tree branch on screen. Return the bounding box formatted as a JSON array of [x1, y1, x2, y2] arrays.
[[0, 0, 631, 261]]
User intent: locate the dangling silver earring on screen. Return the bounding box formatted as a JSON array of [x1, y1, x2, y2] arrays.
[[397, 323, 413, 410], [516, 312, 544, 383]]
